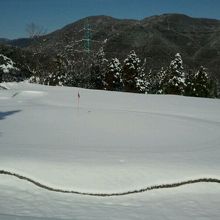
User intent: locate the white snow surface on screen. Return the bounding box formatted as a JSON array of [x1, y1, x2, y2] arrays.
[[0, 82, 220, 219]]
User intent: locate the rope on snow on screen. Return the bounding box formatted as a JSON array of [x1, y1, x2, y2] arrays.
[[0, 170, 219, 197]]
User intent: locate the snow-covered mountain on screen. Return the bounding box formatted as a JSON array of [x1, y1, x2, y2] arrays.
[[0, 82, 220, 219]]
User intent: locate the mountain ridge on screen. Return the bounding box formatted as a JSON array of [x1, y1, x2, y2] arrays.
[[1, 13, 220, 79]]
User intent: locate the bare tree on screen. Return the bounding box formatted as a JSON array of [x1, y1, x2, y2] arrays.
[[26, 22, 47, 38]]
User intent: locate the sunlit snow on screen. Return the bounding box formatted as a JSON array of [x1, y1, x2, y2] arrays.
[[0, 82, 219, 219]]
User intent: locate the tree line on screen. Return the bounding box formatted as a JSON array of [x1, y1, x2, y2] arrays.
[[29, 48, 217, 98], [0, 46, 218, 98]]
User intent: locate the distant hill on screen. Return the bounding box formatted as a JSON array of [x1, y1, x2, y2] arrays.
[[1, 13, 220, 79], [1, 38, 34, 48], [0, 38, 9, 43]]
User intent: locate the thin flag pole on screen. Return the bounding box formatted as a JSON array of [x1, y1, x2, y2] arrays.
[[77, 90, 80, 112]]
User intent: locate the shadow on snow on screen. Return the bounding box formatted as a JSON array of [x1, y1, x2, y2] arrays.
[[0, 110, 21, 120]]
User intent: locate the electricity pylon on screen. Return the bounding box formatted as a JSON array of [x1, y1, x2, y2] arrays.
[[75, 19, 102, 54], [83, 19, 92, 53]]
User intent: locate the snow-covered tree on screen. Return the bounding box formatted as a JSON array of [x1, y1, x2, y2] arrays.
[[156, 67, 167, 94], [43, 72, 68, 86], [29, 75, 41, 84], [105, 58, 123, 91], [146, 67, 166, 94], [184, 69, 196, 97], [185, 67, 213, 98], [122, 50, 147, 93], [90, 47, 108, 89], [163, 53, 186, 95], [0, 54, 20, 82], [135, 58, 148, 93], [193, 66, 211, 97]]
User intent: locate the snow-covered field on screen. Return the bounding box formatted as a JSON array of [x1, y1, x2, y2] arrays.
[[0, 82, 220, 219]]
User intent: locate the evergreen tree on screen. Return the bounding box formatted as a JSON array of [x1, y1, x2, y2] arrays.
[[43, 54, 70, 86], [105, 58, 123, 91], [135, 58, 148, 93], [122, 50, 146, 93], [144, 69, 154, 94], [163, 53, 186, 95], [213, 78, 220, 98], [0, 54, 20, 82], [185, 69, 196, 97], [90, 47, 108, 89], [193, 66, 211, 97], [155, 67, 166, 94], [185, 67, 216, 98]]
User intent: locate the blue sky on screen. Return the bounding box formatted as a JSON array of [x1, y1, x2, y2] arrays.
[[1, 0, 220, 39]]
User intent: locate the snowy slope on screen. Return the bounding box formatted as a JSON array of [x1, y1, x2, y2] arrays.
[[0, 82, 220, 219]]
